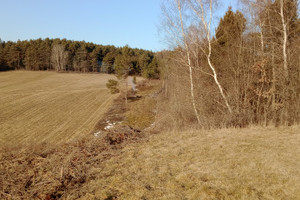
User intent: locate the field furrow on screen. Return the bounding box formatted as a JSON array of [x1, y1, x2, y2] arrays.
[[0, 71, 116, 147]]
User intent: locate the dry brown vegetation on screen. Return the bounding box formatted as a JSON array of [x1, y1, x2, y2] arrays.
[[0, 128, 144, 199], [0, 78, 159, 199], [159, 0, 300, 128], [1, 0, 299, 198], [2, 124, 300, 199], [1, 74, 299, 199], [78, 126, 300, 199], [0, 71, 116, 147]]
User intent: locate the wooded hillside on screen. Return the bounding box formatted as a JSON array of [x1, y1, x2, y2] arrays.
[[158, 0, 300, 128], [0, 38, 160, 78]]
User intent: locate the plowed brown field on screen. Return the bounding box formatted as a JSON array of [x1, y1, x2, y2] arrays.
[[0, 71, 116, 147]]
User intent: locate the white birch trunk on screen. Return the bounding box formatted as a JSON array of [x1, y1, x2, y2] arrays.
[[280, 0, 288, 78], [199, 0, 233, 113], [259, 20, 264, 55], [207, 43, 233, 113], [177, 0, 201, 125]]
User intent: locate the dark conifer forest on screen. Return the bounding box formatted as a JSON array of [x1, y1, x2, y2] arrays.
[[0, 38, 160, 79]]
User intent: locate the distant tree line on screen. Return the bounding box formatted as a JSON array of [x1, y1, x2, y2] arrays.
[[158, 0, 300, 128], [0, 38, 160, 78]]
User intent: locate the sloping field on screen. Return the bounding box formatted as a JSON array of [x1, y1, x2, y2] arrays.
[[82, 126, 300, 199], [0, 71, 116, 147]]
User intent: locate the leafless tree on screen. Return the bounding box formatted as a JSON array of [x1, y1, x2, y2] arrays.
[[177, 0, 202, 124], [161, 0, 202, 125], [158, 0, 300, 128], [51, 44, 68, 71], [280, 0, 289, 78], [187, 0, 232, 113]]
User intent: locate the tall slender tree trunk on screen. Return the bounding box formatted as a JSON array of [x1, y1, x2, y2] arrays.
[[280, 0, 288, 78], [207, 46, 232, 114], [280, 0, 290, 125], [271, 44, 277, 125], [177, 0, 201, 125], [204, 0, 232, 114], [187, 50, 201, 124], [125, 77, 128, 105], [190, 0, 233, 114], [237, 34, 243, 113], [258, 19, 266, 125], [259, 20, 264, 55]]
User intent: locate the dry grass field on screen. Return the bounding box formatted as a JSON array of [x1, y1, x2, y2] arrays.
[[1, 74, 300, 199], [80, 126, 300, 200], [0, 71, 116, 147]]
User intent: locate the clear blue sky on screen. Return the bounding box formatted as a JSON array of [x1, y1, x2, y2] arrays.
[[0, 0, 237, 51]]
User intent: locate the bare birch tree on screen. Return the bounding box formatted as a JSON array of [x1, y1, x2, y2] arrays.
[[158, 0, 300, 128], [161, 0, 233, 129], [161, 0, 202, 125], [177, 0, 201, 124], [187, 0, 232, 113], [280, 0, 289, 78], [51, 44, 68, 71]]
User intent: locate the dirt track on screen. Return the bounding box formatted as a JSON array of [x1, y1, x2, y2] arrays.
[[0, 71, 116, 147]]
